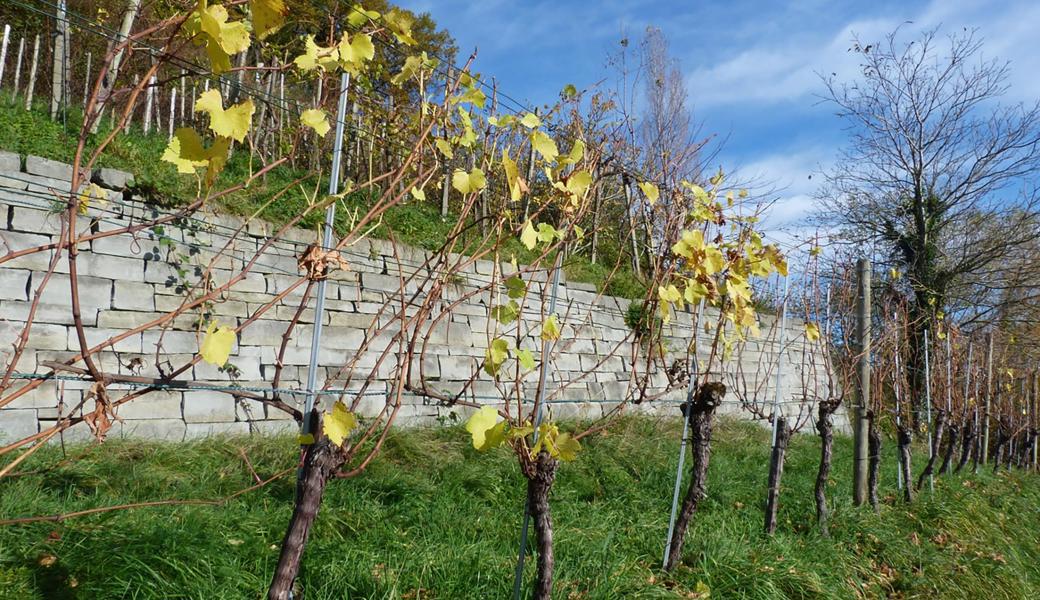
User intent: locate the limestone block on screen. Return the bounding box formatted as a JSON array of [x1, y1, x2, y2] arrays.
[[185, 422, 250, 438], [0, 408, 38, 442], [25, 155, 74, 180], [183, 391, 237, 423], [0, 150, 20, 171], [38, 273, 112, 312], [0, 268, 30, 300], [120, 419, 187, 441], [25, 322, 69, 350], [117, 391, 183, 420], [113, 281, 156, 311], [93, 167, 135, 189]]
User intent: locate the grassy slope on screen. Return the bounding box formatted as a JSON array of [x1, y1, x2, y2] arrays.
[[0, 103, 645, 299], [1, 417, 1038, 599]]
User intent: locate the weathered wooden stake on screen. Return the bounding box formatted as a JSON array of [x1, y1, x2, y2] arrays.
[[81, 52, 91, 108], [50, 1, 69, 119], [11, 36, 25, 101], [853, 258, 871, 505], [0, 25, 10, 91], [143, 75, 155, 134], [982, 332, 994, 464], [24, 34, 40, 110]]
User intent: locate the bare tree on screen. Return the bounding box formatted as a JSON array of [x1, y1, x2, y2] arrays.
[[818, 27, 1040, 423]]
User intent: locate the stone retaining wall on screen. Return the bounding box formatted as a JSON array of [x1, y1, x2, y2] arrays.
[[0, 151, 844, 443]]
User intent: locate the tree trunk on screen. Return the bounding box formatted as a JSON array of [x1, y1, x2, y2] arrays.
[[916, 409, 945, 490], [897, 426, 914, 503], [955, 419, 975, 473], [867, 411, 882, 513], [815, 401, 836, 536], [938, 421, 959, 475], [764, 417, 790, 535], [268, 438, 345, 600], [525, 452, 559, 600], [664, 382, 725, 572]]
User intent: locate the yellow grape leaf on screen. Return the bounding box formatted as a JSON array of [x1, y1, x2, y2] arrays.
[[410, 186, 426, 201], [489, 114, 516, 128], [294, 35, 339, 71], [513, 347, 535, 370], [703, 246, 725, 275], [565, 170, 592, 200], [520, 220, 538, 250], [384, 7, 417, 45], [339, 32, 375, 66], [200, 320, 236, 366], [531, 130, 558, 162], [502, 150, 524, 201], [456, 86, 487, 108], [555, 431, 581, 461], [76, 183, 108, 215], [672, 229, 705, 259], [541, 315, 561, 341], [322, 400, 358, 447], [560, 139, 585, 166], [300, 108, 331, 137], [452, 168, 486, 194], [465, 405, 505, 451], [250, 0, 286, 40], [805, 322, 821, 342], [484, 338, 510, 377], [809, 246, 822, 257], [683, 280, 709, 304], [890, 267, 901, 280], [659, 284, 682, 305], [435, 138, 454, 159], [347, 5, 380, 27], [194, 89, 254, 142], [194, 1, 251, 73], [638, 181, 660, 205], [520, 112, 541, 128], [297, 433, 315, 445], [762, 245, 787, 277], [161, 128, 214, 173]]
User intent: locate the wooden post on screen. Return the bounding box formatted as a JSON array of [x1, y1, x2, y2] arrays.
[[50, 1, 69, 119], [0, 24, 10, 91], [81, 52, 92, 108], [143, 75, 155, 134], [168, 88, 176, 139], [179, 69, 186, 121], [12, 36, 25, 101], [24, 34, 39, 110], [982, 332, 994, 464], [853, 258, 871, 505]]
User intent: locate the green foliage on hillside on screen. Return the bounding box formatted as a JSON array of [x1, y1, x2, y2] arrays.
[[2, 417, 1039, 599], [0, 102, 645, 298]]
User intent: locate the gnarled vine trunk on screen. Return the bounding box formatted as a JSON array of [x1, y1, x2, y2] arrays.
[[764, 416, 791, 535], [993, 416, 1010, 473], [938, 422, 959, 475], [815, 401, 837, 536], [867, 411, 881, 513], [955, 419, 975, 473], [897, 426, 914, 503], [268, 437, 345, 600], [664, 382, 725, 572], [916, 409, 945, 490], [525, 452, 559, 600]]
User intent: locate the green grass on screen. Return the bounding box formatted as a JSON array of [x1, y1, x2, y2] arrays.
[[2, 417, 1039, 599]]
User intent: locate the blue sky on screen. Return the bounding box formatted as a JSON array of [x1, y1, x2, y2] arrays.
[[397, 0, 1040, 242]]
